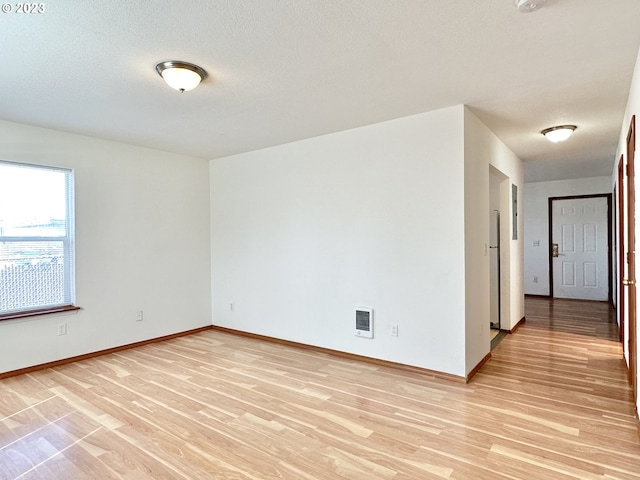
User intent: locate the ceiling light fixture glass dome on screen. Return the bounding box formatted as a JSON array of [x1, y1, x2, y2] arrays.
[[541, 125, 577, 143], [515, 0, 546, 13], [156, 61, 207, 93]]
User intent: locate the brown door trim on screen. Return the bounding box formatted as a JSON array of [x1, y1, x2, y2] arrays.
[[618, 155, 626, 344], [626, 114, 637, 401], [548, 194, 613, 301]]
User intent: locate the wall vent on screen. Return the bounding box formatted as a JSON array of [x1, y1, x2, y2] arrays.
[[354, 307, 373, 338]]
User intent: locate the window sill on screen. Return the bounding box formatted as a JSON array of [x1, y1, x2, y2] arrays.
[[0, 305, 80, 322]]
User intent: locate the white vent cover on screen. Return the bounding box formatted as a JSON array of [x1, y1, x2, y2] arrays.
[[354, 307, 373, 338]]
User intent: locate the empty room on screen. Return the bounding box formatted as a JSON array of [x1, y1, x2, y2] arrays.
[[1, 1, 640, 478]]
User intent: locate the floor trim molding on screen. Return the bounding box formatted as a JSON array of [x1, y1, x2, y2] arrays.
[[1, 323, 485, 385], [211, 325, 467, 383], [466, 352, 491, 382], [509, 316, 526, 334], [0, 325, 213, 380]]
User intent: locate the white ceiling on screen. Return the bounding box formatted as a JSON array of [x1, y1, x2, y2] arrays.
[[2, 0, 640, 182]]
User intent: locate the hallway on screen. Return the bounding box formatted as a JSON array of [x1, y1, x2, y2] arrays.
[[475, 296, 639, 478]]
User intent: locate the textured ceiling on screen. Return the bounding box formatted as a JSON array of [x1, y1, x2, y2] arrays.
[[1, 0, 640, 182]]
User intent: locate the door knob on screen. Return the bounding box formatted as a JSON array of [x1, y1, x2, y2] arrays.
[[623, 279, 636, 286]]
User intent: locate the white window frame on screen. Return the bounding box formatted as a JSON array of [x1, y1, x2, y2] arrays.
[[0, 161, 76, 318]]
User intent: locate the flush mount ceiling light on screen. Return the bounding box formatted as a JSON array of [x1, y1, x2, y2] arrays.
[[515, 0, 546, 13], [155, 61, 207, 93], [541, 125, 577, 143]]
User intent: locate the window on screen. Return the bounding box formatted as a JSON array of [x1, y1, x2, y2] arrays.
[[0, 161, 76, 318]]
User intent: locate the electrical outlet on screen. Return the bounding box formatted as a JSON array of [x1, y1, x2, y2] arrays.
[[390, 323, 398, 337], [230, 303, 234, 312], [533, 276, 539, 283], [136, 310, 144, 322], [57, 322, 67, 336]]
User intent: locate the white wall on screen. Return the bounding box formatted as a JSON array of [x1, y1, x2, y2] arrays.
[[211, 106, 469, 377], [210, 105, 524, 378], [0, 120, 212, 374], [614, 44, 640, 416], [463, 111, 490, 373], [0, 105, 525, 380], [523, 177, 612, 296], [464, 108, 524, 374], [493, 155, 525, 333]]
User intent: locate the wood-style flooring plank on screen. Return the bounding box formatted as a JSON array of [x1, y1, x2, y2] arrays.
[[1, 296, 639, 479]]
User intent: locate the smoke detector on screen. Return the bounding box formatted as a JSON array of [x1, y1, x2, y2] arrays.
[[515, 0, 546, 13]]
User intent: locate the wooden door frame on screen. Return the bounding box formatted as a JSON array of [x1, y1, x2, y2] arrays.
[[618, 155, 626, 344], [547, 194, 613, 301], [626, 115, 637, 401]]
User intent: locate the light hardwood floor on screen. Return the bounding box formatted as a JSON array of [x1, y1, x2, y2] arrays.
[[1, 297, 639, 479]]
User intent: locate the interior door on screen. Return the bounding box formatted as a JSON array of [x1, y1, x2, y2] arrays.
[[551, 196, 609, 301], [625, 115, 637, 402]]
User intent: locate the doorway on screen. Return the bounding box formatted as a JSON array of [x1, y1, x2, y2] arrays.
[[489, 209, 501, 330], [489, 166, 508, 346], [548, 195, 612, 301]]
